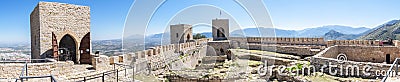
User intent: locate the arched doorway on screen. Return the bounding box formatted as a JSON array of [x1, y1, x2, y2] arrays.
[[386, 54, 391, 64], [80, 33, 91, 64], [59, 34, 77, 63], [215, 27, 227, 40], [217, 28, 225, 38], [186, 34, 191, 42]]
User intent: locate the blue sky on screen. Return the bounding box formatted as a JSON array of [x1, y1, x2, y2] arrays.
[[266, 0, 400, 30], [1, 0, 400, 44], [0, 0, 133, 43]]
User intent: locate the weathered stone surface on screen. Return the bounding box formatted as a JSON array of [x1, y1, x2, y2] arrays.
[[0, 61, 74, 79], [170, 24, 193, 44], [316, 45, 400, 63], [91, 55, 111, 70], [30, 1, 91, 64], [212, 19, 229, 40], [207, 40, 230, 56]]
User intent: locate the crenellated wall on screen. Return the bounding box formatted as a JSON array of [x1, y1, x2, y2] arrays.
[[326, 40, 381, 47], [229, 37, 326, 56], [230, 37, 326, 46], [93, 38, 211, 74]]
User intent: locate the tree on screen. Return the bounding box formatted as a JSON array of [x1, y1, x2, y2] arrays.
[[193, 33, 206, 39]]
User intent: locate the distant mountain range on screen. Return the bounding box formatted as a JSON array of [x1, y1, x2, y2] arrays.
[[323, 30, 360, 40], [90, 19, 400, 53], [137, 25, 371, 41], [229, 25, 370, 40], [358, 20, 400, 40], [5, 19, 400, 51]]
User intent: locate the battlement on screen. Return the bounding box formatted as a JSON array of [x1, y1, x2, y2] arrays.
[[326, 40, 381, 46], [133, 38, 211, 60], [230, 37, 325, 45]]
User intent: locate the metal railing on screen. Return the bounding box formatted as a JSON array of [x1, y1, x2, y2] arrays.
[[3, 59, 134, 82], [18, 75, 57, 82], [72, 63, 134, 82], [7, 59, 58, 82], [382, 58, 400, 82], [0, 59, 54, 63]]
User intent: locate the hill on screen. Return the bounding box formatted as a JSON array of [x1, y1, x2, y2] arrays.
[[358, 20, 400, 40], [323, 30, 360, 40], [230, 25, 369, 38]]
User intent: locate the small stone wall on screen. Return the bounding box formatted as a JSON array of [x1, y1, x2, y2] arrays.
[[207, 40, 231, 55], [311, 45, 400, 78], [310, 56, 391, 78], [248, 44, 323, 56], [91, 55, 111, 70], [0, 61, 74, 79], [316, 45, 400, 63]]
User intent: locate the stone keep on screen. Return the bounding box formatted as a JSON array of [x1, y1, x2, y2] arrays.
[[30, 2, 91, 64], [212, 19, 229, 41], [170, 24, 193, 44]]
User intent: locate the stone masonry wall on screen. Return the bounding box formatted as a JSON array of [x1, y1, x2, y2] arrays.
[[30, 5, 41, 59], [326, 40, 380, 47], [90, 38, 210, 74], [0, 61, 74, 79], [317, 45, 400, 63], [207, 40, 231, 56], [30, 2, 91, 62], [248, 44, 323, 56], [310, 56, 391, 78], [243, 37, 325, 45]]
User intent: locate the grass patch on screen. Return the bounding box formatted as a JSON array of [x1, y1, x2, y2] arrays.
[[248, 60, 263, 67]]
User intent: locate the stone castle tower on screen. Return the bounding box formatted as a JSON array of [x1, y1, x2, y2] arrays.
[[208, 19, 230, 56], [30, 2, 91, 64], [212, 19, 229, 41], [170, 24, 193, 44], [169, 19, 230, 55]]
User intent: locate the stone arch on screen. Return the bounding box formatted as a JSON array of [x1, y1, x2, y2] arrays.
[[206, 45, 218, 56], [226, 50, 233, 60], [212, 25, 229, 41], [59, 34, 78, 63], [217, 28, 225, 38], [56, 30, 80, 44], [219, 48, 225, 55], [79, 33, 91, 64], [186, 33, 191, 42]]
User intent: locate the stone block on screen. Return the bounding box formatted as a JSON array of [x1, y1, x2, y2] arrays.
[[92, 55, 110, 70]]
